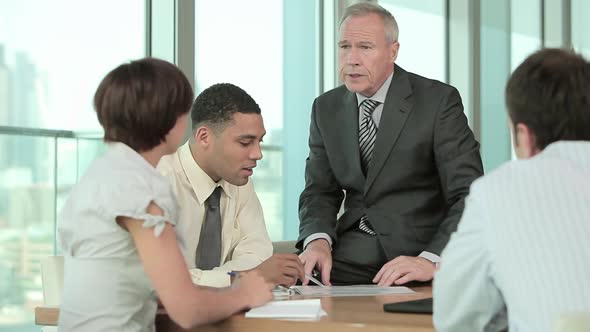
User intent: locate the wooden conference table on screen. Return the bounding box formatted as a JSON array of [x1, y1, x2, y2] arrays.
[[36, 286, 434, 332]]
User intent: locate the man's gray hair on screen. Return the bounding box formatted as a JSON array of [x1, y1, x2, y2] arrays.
[[340, 2, 399, 43]]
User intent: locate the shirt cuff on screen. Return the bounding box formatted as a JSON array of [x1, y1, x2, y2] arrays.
[[189, 268, 231, 288], [419, 251, 441, 264], [303, 233, 333, 250]]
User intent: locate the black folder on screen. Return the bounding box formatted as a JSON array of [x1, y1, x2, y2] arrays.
[[383, 298, 433, 314]]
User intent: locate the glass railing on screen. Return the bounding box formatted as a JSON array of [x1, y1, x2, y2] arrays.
[[0, 126, 104, 331], [0, 126, 284, 331]]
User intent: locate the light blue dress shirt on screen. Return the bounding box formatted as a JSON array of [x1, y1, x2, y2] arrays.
[[434, 141, 590, 332]]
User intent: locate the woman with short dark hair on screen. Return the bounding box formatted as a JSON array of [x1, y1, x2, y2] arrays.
[[57, 58, 273, 332]]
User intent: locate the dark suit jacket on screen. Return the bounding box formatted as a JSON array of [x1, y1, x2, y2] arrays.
[[297, 65, 483, 260]]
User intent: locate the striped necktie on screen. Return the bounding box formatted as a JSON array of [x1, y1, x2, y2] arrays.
[[358, 99, 380, 236], [359, 99, 380, 174]]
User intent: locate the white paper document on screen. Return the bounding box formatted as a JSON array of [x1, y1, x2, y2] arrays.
[[245, 299, 327, 320], [289, 285, 415, 297]]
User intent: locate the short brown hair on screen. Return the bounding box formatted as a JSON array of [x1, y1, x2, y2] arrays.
[[94, 57, 194, 152], [506, 48, 590, 150]]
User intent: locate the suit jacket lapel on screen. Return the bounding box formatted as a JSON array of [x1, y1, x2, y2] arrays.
[[339, 91, 365, 182], [365, 66, 414, 193]]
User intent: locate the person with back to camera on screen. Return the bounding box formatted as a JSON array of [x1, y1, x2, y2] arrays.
[[434, 48, 590, 332]]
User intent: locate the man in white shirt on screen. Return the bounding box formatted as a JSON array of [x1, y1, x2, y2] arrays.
[[159, 83, 303, 288], [434, 48, 590, 332]]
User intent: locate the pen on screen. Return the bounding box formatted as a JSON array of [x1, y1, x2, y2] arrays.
[[305, 273, 326, 287], [297, 252, 327, 287], [276, 285, 294, 296]]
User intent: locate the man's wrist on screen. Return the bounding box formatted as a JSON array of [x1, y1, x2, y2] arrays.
[[303, 233, 333, 250], [418, 256, 438, 268], [231, 281, 250, 309], [228, 270, 241, 283], [418, 251, 441, 264], [308, 238, 330, 250]]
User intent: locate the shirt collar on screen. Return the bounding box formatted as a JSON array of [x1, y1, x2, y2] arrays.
[[538, 141, 590, 163], [356, 72, 394, 106], [110, 142, 159, 175], [178, 141, 233, 205]]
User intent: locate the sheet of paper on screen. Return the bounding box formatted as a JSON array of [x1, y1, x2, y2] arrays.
[[245, 299, 327, 320], [290, 285, 415, 297]]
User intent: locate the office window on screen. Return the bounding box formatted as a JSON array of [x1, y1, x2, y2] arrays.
[[0, 1, 144, 131], [0, 1, 144, 330], [510, 0, 542, 71], [194, 0, 320, 240], [379, 0, 447, 82], [572, 0, 590, 58], [479, 0, 511, 171], [479, 0, 542, 170], [509, 0, 542, 160]]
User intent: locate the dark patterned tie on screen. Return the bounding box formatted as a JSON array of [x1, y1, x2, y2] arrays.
[[196, 186, 222, 269], [358, 99, 379, 236], [359, 99, 380, 174]]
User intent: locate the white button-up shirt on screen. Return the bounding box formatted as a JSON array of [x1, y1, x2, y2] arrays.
[[158, 142, 272, 287], [434, 141, 590, 332]]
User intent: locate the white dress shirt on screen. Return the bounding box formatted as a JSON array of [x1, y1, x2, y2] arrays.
[[304, 72, 440, 264], [434, 141, 590, 332], [158, 142, 272, 287]]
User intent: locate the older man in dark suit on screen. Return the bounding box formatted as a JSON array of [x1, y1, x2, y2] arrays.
[[298, 2, 483, 286]]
